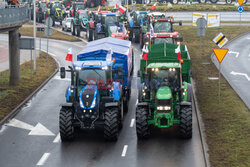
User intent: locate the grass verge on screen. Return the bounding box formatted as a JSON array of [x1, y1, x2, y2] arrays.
[[19, 27, 80, 42], [174, 25, 250, 167], [0, 52, 57, 121], [98, 4, 250, 12]]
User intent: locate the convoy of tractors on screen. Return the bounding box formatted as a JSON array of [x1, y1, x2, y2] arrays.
[[36, 0, 195, 142]]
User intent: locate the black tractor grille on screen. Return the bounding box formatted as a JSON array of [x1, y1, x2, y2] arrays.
[[81, 88, 95, 108], [156, 100, 171, 106]]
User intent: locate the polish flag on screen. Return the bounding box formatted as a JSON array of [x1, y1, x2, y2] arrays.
[[150, 3, 157, 10], [65, 48, 73, 61], [97, 6, 101, 13], [118, 5, 126, 13], [175, 45, 181, 61], [142, 45, 149, 61]]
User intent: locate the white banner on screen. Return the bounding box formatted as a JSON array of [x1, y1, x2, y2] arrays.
[[192, 13, 207, 27], [207, 14, 220, 28]]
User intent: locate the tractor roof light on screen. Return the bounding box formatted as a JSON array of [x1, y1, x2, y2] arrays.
[[180, 59, 184, 64]]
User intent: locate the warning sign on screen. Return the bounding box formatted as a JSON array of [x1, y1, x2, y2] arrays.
[[213, 48, 229, 63], [213, 32, 228, 48]]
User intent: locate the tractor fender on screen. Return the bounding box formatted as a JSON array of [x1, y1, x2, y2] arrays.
[[89, 21, 95, 29], [137, 102, 148, 107], [112, 82, 121, 101], [105, 102, 119, 108], [65, 85, 72, 102], [60, 103, 73, 108], [180, 101, 192, 106]]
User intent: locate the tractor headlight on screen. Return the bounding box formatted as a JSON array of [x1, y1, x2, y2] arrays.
[[75, 67, 81, 70], [102, 66, 108, 70], [157, 106, 171, 111], [90, 98, 96, 108]]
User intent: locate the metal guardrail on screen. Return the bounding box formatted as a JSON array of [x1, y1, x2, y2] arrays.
[[0, 6, 28, 29]]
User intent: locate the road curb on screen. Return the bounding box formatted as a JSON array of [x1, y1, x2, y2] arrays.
[[191, 78, 211, 167], [0, 55, 59, 127]]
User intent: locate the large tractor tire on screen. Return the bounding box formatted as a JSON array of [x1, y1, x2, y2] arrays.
[[172, 0, 179, 4], [134, 29, 140, 43], [71, 22, 75, 35], [59, 107, 74, 142], [225, 0, 232, 3], [136, 107, 150, 139], [87, 27, 93, 41], [104, 107, 119, 141], [179, 106, 192, 139], [209, 0, 219, 3], [76, 25, 81, 37]]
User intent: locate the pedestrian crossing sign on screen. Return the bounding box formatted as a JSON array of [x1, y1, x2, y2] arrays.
[[213, 32, 228, 48]]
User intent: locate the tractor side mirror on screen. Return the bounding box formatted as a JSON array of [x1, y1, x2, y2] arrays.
[[137, 70, 142, 77], [60, 67, 66, 79], [179, 21, 182, 26]]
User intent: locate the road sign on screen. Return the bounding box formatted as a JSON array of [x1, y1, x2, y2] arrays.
[[213, 32, 228, 48], [37, 27, 45, 31], [44, 28, 52, 36], [237, 6, 244, 13], [196, 17, 207, 28], [45, 17, 53, 27], [237, 0, 244, 6], [213, 48, 229, 63], [19, 38, 34, 50]]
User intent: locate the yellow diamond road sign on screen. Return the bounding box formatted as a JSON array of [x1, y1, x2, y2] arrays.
[[213, 48, 229, 63], [213, 32, 228, 48]]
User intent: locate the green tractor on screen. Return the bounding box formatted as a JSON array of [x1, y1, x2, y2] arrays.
[[47, 2, 66, 26], [136, 43, 193, 139]]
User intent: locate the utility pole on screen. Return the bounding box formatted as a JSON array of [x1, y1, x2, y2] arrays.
[[33, 0, 37, 73]]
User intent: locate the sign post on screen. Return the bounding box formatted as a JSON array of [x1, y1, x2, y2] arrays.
[[45, 17, 53, 64], [19, 38, 35, 80], [213, 32, 229, 104], [196, 17, 207, 63], [37, 27, 45, 53]]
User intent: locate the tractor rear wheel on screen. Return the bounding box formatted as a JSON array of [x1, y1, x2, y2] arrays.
[[71, 22, 75, 35], [179, 106, 192, 139], [87, 27, 93, 41], [59, 107, 74, 142], [104, 107, 119, 141], [136, 107, 150, 139], [134, 29, 140, 43], [77, 26, 80, 37]]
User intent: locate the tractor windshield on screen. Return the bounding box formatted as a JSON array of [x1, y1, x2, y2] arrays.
[[105, 15, 118, 25], [154, 22, 171, 33], [137, 13, 147, 24], [149, 68, 180, 89], [78, 69, 110, 88], [79, 11, 89, 19], [154, 38, 174, 44]]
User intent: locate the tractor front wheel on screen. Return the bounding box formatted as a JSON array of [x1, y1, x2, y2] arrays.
[[76, 26, 81, 37], [59, 107, 74, 142], [104, 107, 119, 141], [136, 107, 150, 139], [71, 23, 75, 35], [179, 106, 192, 139]]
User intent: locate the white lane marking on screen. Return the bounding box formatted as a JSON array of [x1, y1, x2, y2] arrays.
[[136, 99, 138, 105], [208, 77, 219, 80], [53, 133, 61, 143], [6, 119, 55, 136], [246, 37, 250, 40], [228, 51, 239, 58], [130, 118, 135, 127], [28, 123, 55, 136], [36, 153, 50, 166], [230, 71, 250, 81], [121, 145, 128, 157]]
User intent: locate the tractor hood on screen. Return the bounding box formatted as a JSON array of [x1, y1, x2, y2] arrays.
[[79, 85, 98, 109], [156, 86, 172, 100]]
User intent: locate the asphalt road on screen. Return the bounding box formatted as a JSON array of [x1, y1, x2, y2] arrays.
[[0, 34, 206, 167], [212, 32, 250, 109]]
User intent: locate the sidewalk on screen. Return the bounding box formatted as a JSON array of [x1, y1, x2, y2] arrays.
[[0, 41, 39, 73]]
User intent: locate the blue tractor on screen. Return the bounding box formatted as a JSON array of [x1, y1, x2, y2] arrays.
[[59, 37, 133, 141]]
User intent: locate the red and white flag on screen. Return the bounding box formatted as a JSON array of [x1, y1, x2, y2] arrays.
[[150, 3, 157, 10], [175, 45, 181, 61], [65, 48, 73, 61], [118, 5, 126, 13], [97, 6, 101, 13], [142, 45, 149, 61]]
